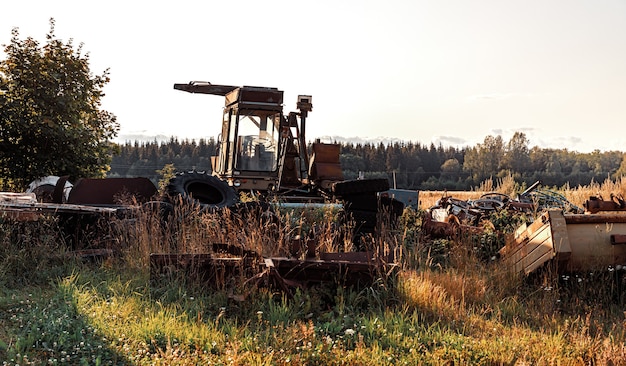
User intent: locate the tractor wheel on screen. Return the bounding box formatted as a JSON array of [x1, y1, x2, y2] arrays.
[[332, 178, 390, 197], [167, 171, 238, 209], [343, 193, 379, 211], [342, 193, 405, 216], [346, 209, 378, 230], [27, 175, 73, 203], [380, 196, 405, 217]]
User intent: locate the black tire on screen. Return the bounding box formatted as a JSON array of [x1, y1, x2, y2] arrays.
[[343, 193, 379, 211], [167, 171, 238, 209], [31, 184, 56, 202], [471, 198, 505, 211], [332, 178, 390, 197], [347, 209, 378, 229], [479, 192, 510, 204], [343, 194, 405, 215], [27, 175, 73, 203], [380, 196, 405, 218]]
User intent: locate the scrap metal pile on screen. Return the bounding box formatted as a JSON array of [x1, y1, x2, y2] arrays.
[[420, 180, 626, 275], [422, 181, 584, 239]]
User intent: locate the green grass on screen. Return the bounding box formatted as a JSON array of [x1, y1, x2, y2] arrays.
[[1, 201, 626, 365], [2, 262, 626, 365]]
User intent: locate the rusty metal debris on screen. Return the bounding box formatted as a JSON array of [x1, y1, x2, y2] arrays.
[[150, 241, 397, 294], [583, 193, 626, 213], [422, 181, 583, 239]]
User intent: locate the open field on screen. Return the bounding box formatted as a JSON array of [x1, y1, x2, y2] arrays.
[[2, 177, 626, 365]]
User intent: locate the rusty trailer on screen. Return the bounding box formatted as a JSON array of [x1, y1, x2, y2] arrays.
[[499, 210, 626, 275], [150, 246, 397, 292]]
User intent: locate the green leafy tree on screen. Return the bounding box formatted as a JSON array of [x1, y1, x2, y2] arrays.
[[502, 131, 530, 174], [440, 158, 461, 181], [462, 135, 504, 184], [614, 154, 626, 179], [0, 19, 118, 190]]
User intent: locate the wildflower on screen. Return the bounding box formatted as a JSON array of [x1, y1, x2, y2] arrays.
[[344, 329, 355, 336]]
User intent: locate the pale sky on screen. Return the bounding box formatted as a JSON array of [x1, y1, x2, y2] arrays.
[[2, 1, 625, 153]]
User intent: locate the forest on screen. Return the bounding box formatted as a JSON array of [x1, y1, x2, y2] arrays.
[[109, 132, 626, 190]]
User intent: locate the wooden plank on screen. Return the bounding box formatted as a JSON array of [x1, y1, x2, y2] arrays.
[[507, 223, 552, 266], [501, 211, 559, 274], [517, 228, 555, 274], [523, 246, 554, 275], [547, 210, 572, 259]]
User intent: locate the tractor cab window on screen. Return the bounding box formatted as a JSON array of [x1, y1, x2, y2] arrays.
[[234, 110, 280, 172]]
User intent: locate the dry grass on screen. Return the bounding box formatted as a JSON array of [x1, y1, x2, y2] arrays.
[[5, 176, 626, 364], [566, 176, 626, 207], [419, 191, 486, 209]]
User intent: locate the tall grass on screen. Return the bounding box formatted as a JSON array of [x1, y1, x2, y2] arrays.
[[2, 177, 626, 364]]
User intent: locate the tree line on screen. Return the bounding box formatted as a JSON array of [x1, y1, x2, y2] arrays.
[[109, 132, 626, 190]]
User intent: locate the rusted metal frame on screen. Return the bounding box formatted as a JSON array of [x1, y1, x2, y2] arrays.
[[610, 234, 626, 245], [149, 249, 394, 290], [584, 197, 626, 214], [149, 253, 260, 289], [270, 255, 393, 286], [563, 213, 626, 224], [67, 177, 157, 205]]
